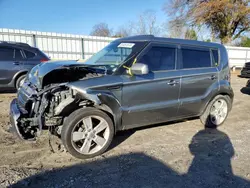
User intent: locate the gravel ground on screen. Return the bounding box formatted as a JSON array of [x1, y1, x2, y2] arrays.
[[0, 74, 250, 188]]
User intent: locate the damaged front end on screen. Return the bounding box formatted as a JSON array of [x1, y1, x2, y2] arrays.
[[10, 61, 104, 140]]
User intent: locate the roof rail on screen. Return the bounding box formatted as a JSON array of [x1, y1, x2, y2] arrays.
[[0, 41, 30, 47]]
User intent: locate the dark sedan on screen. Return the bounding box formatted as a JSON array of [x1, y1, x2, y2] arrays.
[[240, 62, 250, 78]]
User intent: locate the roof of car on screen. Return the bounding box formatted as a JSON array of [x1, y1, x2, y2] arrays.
[[0, 41, 37, 51], [116, 35, 223, 49]]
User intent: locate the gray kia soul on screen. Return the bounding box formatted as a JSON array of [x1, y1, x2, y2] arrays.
[[10, 35, 234, 159]]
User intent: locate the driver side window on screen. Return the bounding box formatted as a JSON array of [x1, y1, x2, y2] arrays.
[[140, 46, 176, 72]]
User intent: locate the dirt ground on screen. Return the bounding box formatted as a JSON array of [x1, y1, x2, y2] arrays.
[[0, 74, 250, 188]]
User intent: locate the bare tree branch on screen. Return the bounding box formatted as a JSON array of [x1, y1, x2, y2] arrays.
[[163, 0, 250, 43], [90, 23, 113, 37], [132, 10, 161, 36]]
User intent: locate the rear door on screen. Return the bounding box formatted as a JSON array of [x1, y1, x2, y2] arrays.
[[0, 46, 25, 85], [121, 43, 181, 129], [177, 46, 219, 117]]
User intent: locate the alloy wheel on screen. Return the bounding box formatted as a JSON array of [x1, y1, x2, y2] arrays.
[[71, 115, 110, 155], [209, 99, 228, 125]]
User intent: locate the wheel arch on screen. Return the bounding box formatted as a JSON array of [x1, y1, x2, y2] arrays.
[[73, 90, 122, 133], [201, 88, 233, 116], [13, 70, 28, 86]]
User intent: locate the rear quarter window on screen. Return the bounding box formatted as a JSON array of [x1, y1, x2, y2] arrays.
[[35, 49, 50, 60], [181, 47, 211, 69], [211, 49, 219, 67], [24, 50, 36, 59]]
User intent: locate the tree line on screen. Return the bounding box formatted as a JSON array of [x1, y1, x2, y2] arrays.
[[90, 0, 250, 46]]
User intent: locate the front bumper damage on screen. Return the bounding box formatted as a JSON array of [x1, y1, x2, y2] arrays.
[[9, 65, 104, 141], [9, 97, 44, 141], [9, 80, 86, 141], [9, 82, 68, 140], [9, 99, 27, 140]]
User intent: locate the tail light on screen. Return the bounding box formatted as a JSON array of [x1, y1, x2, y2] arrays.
[[40, 58, 49, 63]]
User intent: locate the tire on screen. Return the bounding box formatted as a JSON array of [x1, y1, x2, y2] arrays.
[[15, 74, 26, 89], [200, 95, 232, 128], [61, 107, 114, 159]]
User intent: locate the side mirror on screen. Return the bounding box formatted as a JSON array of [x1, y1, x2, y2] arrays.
[[130, 63, 149, 75]]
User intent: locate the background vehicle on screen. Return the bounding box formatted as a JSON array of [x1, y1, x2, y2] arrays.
[[240, 62, 250, 78], [0, 41, 50, 89], [10, 35, 234, 159]]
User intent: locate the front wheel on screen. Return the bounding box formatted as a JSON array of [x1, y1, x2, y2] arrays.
[[61, 107, 114, 159], [200, 95, 232, 128]]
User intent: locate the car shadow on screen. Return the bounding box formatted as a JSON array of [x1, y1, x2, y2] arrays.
[[108, 118, 197, 151], [241, 87, 250, 95], [0, 88, 16, 94], [108, 129, 136, 150], [10, 127, 250, 188], [237, 75, 245, 78]]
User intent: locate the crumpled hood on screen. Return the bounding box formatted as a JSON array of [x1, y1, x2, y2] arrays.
[[28, 60, 105, 89], [32, 60, 84, 77]]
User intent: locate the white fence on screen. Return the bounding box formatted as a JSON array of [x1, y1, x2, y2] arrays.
[[225, 46, 250, 68], [0, 28, 115, 60], [0, 28, 249, 68]]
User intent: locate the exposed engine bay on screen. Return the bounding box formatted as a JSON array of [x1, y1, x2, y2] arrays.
[[15, 66, 104, 140]]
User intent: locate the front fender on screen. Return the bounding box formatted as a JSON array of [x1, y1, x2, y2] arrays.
[[97, 93, 122, 131], [68, 85, 122, 132]]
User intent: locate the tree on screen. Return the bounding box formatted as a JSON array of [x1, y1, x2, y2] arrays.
[[204, 39, 212, 42], [164, 0, 250, 44], [239, 36, 250, 47], [165, 18, 185, 38], [185, 28, 198, 40], [114, 27, 129, 38], [132, 10, 161, 35], [90, 23, 112, 37], [113, 24, 133, 38]]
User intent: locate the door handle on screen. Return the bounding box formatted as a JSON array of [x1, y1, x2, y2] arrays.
[[167, 80, 179, 86], [210, 75, 217, 80], [13, 61, 20, 65]]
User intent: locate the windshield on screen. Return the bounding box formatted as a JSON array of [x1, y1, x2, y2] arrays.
[[84, 41, 147, 67]]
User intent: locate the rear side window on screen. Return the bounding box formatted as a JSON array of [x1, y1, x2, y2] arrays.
[[24, 50, 36, 58], [0, 47, 14, 60], [14, 49, 23, 59], [140, 46, 176, 71], [212, 49, 219, 66], [181, 47, 211, 69]]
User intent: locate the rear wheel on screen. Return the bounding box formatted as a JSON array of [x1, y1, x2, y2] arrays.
[[61, 107, 114, 159], [200, 95, 232, 128], [15, 75, 26, 89]]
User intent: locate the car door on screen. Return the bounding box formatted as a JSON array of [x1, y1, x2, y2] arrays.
[[121, 43, 181, 129], [0, 46, 24, 85], [177, 46, 219, 117]]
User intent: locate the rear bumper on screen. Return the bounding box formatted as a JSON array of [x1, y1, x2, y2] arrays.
[[9, 98, 27, 140]]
